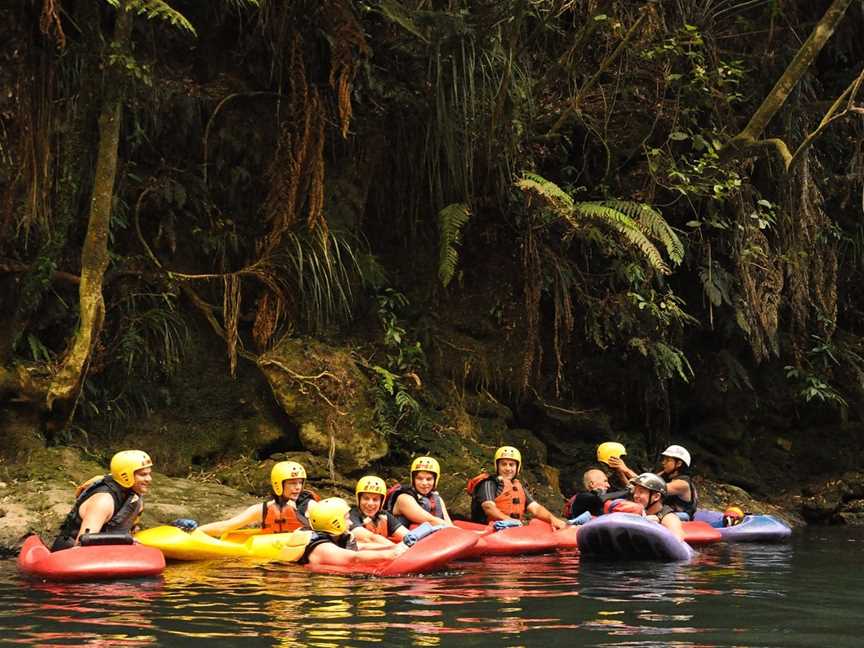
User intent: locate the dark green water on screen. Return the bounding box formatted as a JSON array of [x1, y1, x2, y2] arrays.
[[1, 527, 862, 647]]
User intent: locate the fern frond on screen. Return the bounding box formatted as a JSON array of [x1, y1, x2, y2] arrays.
[[575, 203, 671, 274], [438, 202, 470, 287], [106, 0, 197, 35], [515, 173, 575, 213], [603, 200, 684, 266]]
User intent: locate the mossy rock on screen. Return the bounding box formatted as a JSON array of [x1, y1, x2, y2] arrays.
[[259, 337, 387, 473]]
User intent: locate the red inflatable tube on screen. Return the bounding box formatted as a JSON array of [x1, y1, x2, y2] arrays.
[[18, 535, 165, 581], [454, 520, 563, 557], [681, 520, 722, 545], [305, 526, 478, 577]]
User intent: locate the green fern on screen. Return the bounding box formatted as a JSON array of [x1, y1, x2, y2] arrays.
[[438, 203, 470, 287], [104, 0, 197, 35], [516, 173, 575, 211], [515, 173, 681, 275], [603, 200, 684, 266]]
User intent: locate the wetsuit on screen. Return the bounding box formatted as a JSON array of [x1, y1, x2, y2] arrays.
[[564, 489, 629, 518]]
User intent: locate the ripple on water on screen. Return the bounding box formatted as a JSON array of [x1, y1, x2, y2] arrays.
[[2, 529, 863, 647]]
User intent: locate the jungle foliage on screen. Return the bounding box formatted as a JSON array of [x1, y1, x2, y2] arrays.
[[2, 0, 864, 452]]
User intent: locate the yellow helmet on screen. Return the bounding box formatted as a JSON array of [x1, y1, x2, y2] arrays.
[[494, 445, 522, 475], [271, 461, 306, 496], [110, 450, 153, 488], [308, 497, 351, 535], [597, 441, 627, 466], [355, 475, 387, 502], [410, 456, 440, 486]]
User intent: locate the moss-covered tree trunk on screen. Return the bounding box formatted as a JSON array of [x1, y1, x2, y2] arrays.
[[46, 6, 133, 413], [724, 0, 853, 165]]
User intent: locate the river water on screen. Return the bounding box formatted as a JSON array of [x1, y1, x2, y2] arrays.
[[1, 527, 861, 647]]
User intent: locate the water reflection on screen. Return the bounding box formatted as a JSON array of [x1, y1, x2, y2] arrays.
[[3, 530, 862, 647]]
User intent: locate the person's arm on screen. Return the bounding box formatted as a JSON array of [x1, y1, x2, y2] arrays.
[[393, 494, 448, 526], [437, 498, 453, 525], [76, 493, 117, 541], [197, 503, 261, 537], [350, 526, 395, 547], [307, 540, 407, 567], [527, 501, 567, 530], [665, 478, 692, 501], [659, 512, 685, 540], [607, 456, 637, 481], [480, 500, 511, 522]]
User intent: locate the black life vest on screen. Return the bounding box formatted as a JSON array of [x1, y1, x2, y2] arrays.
[[384, 484, 443, 526], [662, 474, 698, 520], [51, 476, 142, 552], [297, 532, 358, 565]]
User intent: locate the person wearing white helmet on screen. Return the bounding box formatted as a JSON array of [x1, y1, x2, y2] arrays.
[[51, 450, 153, 551], [197, 460, 320, 537], [657, 444, 698, 520]]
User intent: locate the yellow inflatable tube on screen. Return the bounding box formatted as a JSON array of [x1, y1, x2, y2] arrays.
[[135, 526, 311, 562]]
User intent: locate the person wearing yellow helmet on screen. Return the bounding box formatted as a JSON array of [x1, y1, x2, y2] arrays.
[[197, 460, 320, 537], [349, 476, 408, 543], [298, 497, 409, 568], [51, 450, 153, 551], [384, 456, 452, 527], [469, 446, 568, 530]]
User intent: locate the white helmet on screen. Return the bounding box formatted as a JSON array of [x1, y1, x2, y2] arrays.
[[661, 445, 691, 467]]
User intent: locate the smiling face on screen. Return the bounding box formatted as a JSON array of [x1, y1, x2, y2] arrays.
[[282, 478, 305, 501], [631, 484, 661, 510], [413, 471, 436, 495], [497, 458, 519, 480], [359, 492, 383, 517], [132, 467, 152, 496]]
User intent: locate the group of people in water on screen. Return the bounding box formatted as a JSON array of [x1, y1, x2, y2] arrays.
[[51, 440, 700, 564]]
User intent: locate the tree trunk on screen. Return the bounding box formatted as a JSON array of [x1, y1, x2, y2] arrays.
[[723, 0, 853, 161], [46, 6, 133, 413]]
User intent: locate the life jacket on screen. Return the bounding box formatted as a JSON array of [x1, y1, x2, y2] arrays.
[[468, 473, 527, 523], [261, 489, 320, 533], [349, 507, 390, 537], [603, 498, 646, 515], [662, 474, 698, 520], [564, 488, 631, 518], [384, 484, 442, 522], [297, 531, 357, 565], [51, 475, 142, 552]]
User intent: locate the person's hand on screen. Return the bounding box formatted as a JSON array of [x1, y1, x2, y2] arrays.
[[551, 517, 568, 531], [607, 456, 623, 470], [392, 542, 409, 558]]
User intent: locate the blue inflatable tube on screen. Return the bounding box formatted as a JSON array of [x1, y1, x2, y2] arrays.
[[694, 510, 792, 543], [577, 513, 695, 562]]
